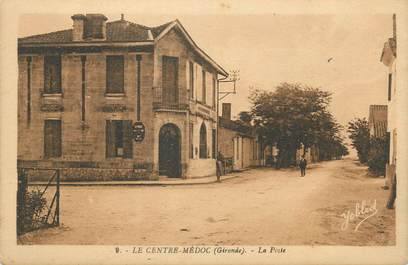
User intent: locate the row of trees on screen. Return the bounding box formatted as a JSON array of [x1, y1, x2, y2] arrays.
[[244, 82, 348, 168], [347, 118, 389, 176]]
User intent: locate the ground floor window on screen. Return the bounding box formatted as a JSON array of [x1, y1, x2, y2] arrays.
[[106, 120, 133, 158], [44, 119, 62, 158]]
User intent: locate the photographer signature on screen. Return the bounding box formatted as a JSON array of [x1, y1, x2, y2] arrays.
[[340, 199, 378, 231]]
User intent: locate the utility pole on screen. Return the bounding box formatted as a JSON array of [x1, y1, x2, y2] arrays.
[[216, 70, 239, 181]]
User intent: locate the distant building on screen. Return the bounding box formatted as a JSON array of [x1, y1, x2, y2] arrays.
[[380, 14, 397, 187], [17, 14, 228, 180], [368, 105, 388, 138], [218, 103, 263, 171], [296, 144, 319, 164]]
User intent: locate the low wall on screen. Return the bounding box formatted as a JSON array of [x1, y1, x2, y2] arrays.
[[18, 160, 157, 181]]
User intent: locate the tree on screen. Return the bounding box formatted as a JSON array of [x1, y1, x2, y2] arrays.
[[238, 111, 252, 124], [347, 118, 370, 164], [250, 82, 346, 167], [367, 136, 389, 176]]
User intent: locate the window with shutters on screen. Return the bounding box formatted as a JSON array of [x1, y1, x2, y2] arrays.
[[162, 56, 179, 106], [106, 120, 133, 158], [44, 120, 62, 158], [189, 61, 194, 99], [202, 70, 206, 104], [44, 56, 61, 94], [199, 123, 207, 159], [106, 55, 124, 94], [212, 76, 216, 109]]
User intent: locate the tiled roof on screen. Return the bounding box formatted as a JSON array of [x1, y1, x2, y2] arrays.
[[373, 121, 387, 138], [369, 105, 388, 138], [18, 15, 228, 76], [18, 20, 173, 44], [151, 21, 173, 38], [219, 117, 255, 138], [19, 29, 73, 43]]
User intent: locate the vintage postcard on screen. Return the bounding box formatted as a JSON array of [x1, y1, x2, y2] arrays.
[[1, 0, 408, 264]]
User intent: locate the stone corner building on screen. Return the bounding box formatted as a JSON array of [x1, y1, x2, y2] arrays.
[[18, 14, 228, 180]]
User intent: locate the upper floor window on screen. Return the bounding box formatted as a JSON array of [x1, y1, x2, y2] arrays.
[[44, 56, 61, 94], [106, 55, 124, 94], [189, 61, 194, 99], [162, 56, 179, 104], [212, 76, 216, 109], [202, 70, 206, 104]]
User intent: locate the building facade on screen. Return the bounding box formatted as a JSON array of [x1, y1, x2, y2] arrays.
[[380, 14, 397, 187], [218, 103, 263, 171], [17, 14, 228, 180]]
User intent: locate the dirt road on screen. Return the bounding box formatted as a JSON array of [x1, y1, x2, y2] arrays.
[[19, 158, 395, 245]]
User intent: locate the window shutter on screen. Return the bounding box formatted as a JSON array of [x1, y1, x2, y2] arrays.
[[44, 120, 61, 158], [162, 56, 179, 105], [186, 61, 190, 99], [202, 70, 206, 104], [196, 64, 202, 102], [44, 121, 53, 158], [106, 120, 116, 158], [54, 120, 62, 157], [106, 56, 124, 93], [123, 120, 133, 158]]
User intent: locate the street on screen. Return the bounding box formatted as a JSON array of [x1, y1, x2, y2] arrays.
[[19, 158, 395, 245]]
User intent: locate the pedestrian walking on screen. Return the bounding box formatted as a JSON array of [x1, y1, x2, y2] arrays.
[[216, 151, 225, 182], [299, 156, 307, 177]]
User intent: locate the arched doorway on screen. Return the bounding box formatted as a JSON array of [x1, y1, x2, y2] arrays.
[[159, 123, 181, 178]]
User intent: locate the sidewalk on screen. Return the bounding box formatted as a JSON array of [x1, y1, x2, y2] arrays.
[[28, 173, 241, 186]]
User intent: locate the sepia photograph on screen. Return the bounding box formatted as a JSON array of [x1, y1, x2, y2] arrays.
[[1, 0, 408, 264]]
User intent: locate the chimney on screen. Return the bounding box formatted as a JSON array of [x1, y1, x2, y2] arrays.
[[83, 14, 108, 40], [71, 14, 86, 41], [222, 103, 231, 120]]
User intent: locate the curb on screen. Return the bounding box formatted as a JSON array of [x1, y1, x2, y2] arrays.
[[27, 175, 240, 187]]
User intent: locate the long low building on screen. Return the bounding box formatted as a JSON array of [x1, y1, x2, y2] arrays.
[[217, 103, 264, 171]]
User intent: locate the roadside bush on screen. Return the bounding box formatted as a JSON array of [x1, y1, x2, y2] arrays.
[[367, 136, 389, 176], [18, 188, 47, 234]]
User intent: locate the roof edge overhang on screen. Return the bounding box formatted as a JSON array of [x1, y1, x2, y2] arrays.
[[18, 40, 155, 47], [18, 42, 154, 55], [155, 20, 228, 77]]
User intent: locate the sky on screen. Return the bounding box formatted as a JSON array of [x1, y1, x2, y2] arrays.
[[19, 13, 393, 132]]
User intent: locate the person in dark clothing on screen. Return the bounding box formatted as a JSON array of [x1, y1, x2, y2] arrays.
[[299, 156, 307, 177], [216, 151, 225, 182]]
